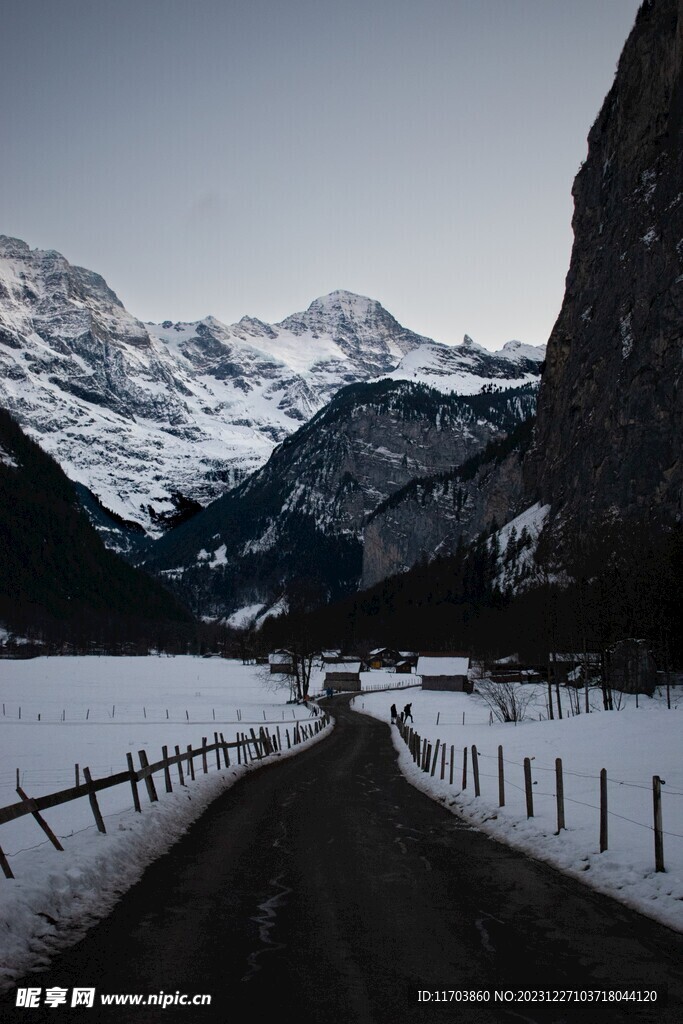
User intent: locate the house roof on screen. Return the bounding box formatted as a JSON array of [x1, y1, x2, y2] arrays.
[[417, 656, 470, 676], [268, 650, 293, 664], [325, 662, 361, 674]]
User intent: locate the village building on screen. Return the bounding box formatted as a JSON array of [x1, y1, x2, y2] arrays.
[[550, 652, 601, 685], [268, 649, 294, 674], [417, 655, 471, 692], [324, 661, 362, 691], [367, 647, 402, 670]]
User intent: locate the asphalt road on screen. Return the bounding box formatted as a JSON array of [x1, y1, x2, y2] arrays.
[[3, 695, 682, 1023]]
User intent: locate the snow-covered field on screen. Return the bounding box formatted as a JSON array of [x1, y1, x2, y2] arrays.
[[353, 682, 683, 933], [2, 656, 680, 991], [0, 656, 331, 992]]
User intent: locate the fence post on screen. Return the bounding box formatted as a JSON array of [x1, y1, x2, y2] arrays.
[[174, 745, 185, 787], [600, 768, 608, 852], [186, 745, 196, 782], [126, 753, 142, 813], [450, 744, 454, 786], [555, 758, 565, 832], [16, 786, 64, 851], [220, 732, 230, 766], [83, 767, 106, 834], [424, 742, 432, 773], [430, 740, 441, 777], [653, 776, 664, 872], [472, 745, 480, 797], [440, 743, 446, 781], [498, 746, 505, 807], [214, 732, 221, 769], [162, 746, 173, 793], [0, 845, 13, 879], [462, 746, 468, 790], [201, 737, 208, 774], [523, 757, 534, 818], [138, 750, 158, 803]]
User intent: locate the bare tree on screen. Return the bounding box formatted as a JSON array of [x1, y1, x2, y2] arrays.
[[475, 679, 534, 724]]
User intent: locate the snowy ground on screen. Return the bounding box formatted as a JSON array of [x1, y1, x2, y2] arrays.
[[353, 682, 683, 933], [0, 656, 331, 992]]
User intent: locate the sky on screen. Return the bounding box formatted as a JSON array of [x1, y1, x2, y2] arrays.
[[0, 0, 641, 350]]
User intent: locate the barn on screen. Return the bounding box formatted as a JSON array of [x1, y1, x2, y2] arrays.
[[418, 656, 471, 692], [268, 649, 294, 674], [324, 661, 361, 691]]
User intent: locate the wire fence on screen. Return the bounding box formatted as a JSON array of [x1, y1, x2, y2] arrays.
[[396, 721, 677, 873], [0, 714, 332, 878]]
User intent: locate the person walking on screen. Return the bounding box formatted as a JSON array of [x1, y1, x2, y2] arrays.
[[403, 702, 413, 723], [390, 703, 397, 723]]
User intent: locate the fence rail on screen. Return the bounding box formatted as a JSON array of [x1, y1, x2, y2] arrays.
[[0, 714, 331, 879], [396, 720, 673, 875]]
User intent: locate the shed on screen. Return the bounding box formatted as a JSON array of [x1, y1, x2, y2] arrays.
[[324, 662, 361, 692], [418, 656, 471, 692], [268, 649, 294, 674]]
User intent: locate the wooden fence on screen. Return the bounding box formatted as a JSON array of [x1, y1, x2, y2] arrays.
[[396, 720, 672, 874], [0, 715, 330, 879]]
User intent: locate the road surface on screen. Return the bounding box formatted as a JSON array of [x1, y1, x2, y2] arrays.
[[3, 695, 682, 1022]]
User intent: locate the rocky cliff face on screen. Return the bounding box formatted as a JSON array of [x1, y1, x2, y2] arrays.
[[145, 381, 537, 620], [527, 0, 683, 531], [361, 433, 529, 589]]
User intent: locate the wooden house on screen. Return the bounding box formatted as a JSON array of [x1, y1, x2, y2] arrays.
[[418, 655, 471, 692], [268, 649, 294, 674], [324, 661, 362, 691]]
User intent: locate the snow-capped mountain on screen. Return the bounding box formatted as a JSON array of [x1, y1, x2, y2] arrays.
[[145, 380, 539, 622], [382, 335, 543, 393], [0, 236, 544, 536]]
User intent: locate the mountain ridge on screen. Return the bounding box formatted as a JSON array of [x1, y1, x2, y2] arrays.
[[0, 235, 544, 539]]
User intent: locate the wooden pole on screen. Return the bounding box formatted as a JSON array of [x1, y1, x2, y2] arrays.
[[249, 728, 262, 758], [0, 845, 13, 879], [599, 768, 608, 852], [174, 746, 185, 787], [523, 757, 534, 818], [440, 743, 446, 781], [75, 764, 80, 787], [653, 775, 664, 872], [498, 745, 505, 807], [186, 744, 195, 781], [16, 787, 64, 851], [214, 732, 221, 769], [220, 732, 230, 766], [462, 746, 468, 790], [201, 737, 208, 773], [472, 745, 480, 797], [83, 767, 106, 834], [126, 753, 141, 813], [555, 757, 565, 832], [138, 750, 158, 803], [430, 740, 440, 777], [449, 744, 454, 786], [162, 746, 173, 792], [424, 743, 432, 773]]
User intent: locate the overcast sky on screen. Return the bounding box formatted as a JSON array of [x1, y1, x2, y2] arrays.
[[1, 0, 641, 349]]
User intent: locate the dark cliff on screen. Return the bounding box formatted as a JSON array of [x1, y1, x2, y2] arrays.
[[527, 0, 683, 531]]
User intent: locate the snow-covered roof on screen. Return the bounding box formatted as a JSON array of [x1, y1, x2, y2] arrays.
[[325, 662, 361, 674], [552, 652, 601, 663], [417, 656, 469, 676], [268, 650, 293, 664]]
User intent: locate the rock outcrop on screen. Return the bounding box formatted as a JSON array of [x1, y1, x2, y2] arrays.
[[527, 0, 683, 531]]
